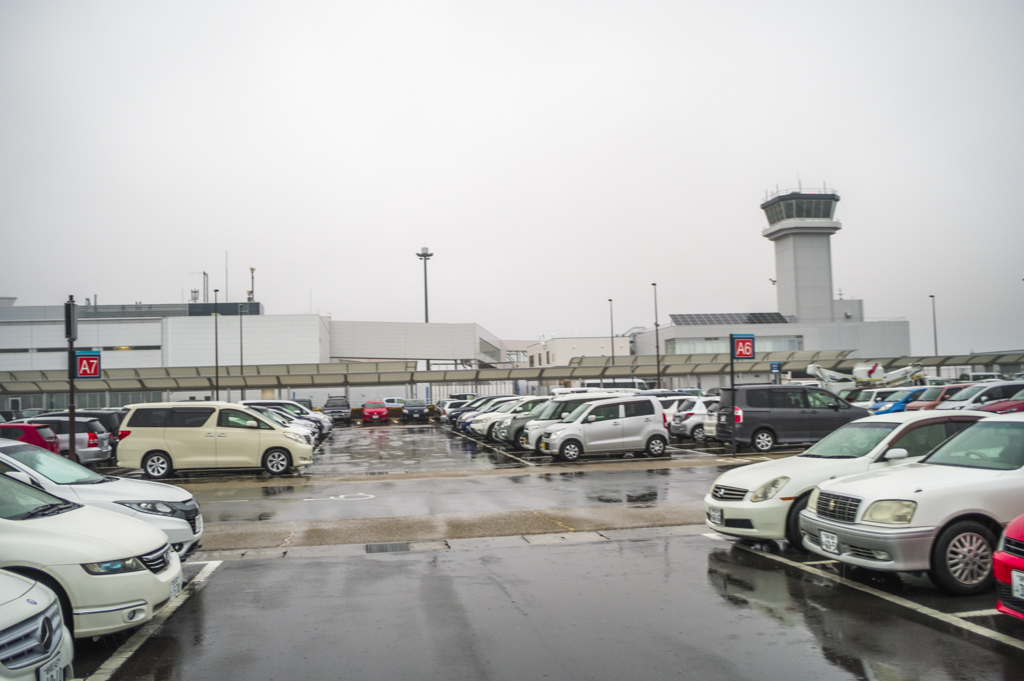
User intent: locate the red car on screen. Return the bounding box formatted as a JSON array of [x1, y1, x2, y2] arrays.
[[979, 387, 1024, 415], [0, 423, 60, 453], [361, 401, 390, 426], [995, 512, 1024, 621]]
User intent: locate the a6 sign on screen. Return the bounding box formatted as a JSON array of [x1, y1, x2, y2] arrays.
[[76, 351, 101, 379], [731, 334, 755, 360]]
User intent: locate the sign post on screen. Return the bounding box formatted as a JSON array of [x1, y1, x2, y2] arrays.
[[729, 334, 755, 457], [770, 361, 782, 384], [64, 297, 78, 462]]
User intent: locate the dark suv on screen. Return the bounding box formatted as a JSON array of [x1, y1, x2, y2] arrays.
[[323, 397, 352, 426], [715, 384, 869, 452]]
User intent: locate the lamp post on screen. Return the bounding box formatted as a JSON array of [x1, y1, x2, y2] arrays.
[[239, 302, 244, 400], [929, 295, 938, 356], [608, 299, 615, 365], [249, 267, 256, 302], [213, 289, 220, 401], [416, 247, 433, 372], [652, 283, 661, 389]]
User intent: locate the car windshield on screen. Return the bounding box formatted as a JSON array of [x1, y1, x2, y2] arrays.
[[280, 404, 306, 415], [799, 422, 898, 459], [924, 422, 1024, 470], [838, 389, 861, 401], [0, 475, 79, 520], [492, 402, 518, 413], [562, 404, 591, 423], [1010, 388, 1024, 400], [947, 385, 986, 402], [528, 401, 549, 415], [2, 444, 106, 484], [918, 388, 943, 401], [883, 390, 918, 402], [260, 409, 291, 426], [406, 400, 426, 407], [364, 402, 385, 409], [325, 399, 349, 407]]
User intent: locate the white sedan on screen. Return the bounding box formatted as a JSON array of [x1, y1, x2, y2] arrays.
[[800, 413, 1024, 595], [704, 411, 989, 546]]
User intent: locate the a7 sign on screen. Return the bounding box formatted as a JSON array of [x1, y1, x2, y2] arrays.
[[75, 351, 102, 379], [731, 334, 755, 360]]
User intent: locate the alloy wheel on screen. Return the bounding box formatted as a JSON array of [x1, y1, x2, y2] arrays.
[[945, 532, 992, 585]]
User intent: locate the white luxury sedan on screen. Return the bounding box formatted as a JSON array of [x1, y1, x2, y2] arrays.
[[704, 411, 989, 546], [800, 413, 1024, 595]]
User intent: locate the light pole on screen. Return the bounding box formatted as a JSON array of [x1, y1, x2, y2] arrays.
[[608, 299, 615, 365], [249, 267, 255, 302], [239, 302, 244, 400], [652, 283, 661, 389], [213, 289, 220, 401], [417, 247, 433, 370], [929, 295, 938, 355]]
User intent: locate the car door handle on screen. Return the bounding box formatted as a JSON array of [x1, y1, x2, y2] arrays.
[[205, 433, 215, 437], [218, 433, 228, 437], [644, 418, 652, 422], [612, 421, 620, 425]]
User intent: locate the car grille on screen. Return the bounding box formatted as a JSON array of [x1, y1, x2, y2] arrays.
[[1003, 537, 1024, 559], [816, 493, 861, 523], [711, 485, 747, 501], [0, 601, 62, 671], [139, 544, 173, 573], [303, 434, 312, 445], [998, 584, 1024, 615]]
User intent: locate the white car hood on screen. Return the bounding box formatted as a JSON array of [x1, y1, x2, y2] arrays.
[[714, 455, 873, 492], [819, 462, 1000, 500], [0, 571, 33, 606], [65, 476, 192, 504]]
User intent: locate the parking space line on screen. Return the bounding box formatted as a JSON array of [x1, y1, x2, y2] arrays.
[[84, 561, 223, 681], [736, 545, 1024, 653], [803, 559, 840, 565], [952, 609, 1002, 618]]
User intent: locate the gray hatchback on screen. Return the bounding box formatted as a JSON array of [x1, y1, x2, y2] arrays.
[[714, 384, 869, 452]]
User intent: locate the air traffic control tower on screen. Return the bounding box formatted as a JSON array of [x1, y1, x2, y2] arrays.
[[760, 189, 861, 323]]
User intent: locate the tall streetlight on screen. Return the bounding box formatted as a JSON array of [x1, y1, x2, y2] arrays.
[[213, 289, 220, 401], [608, 299, 615, 365], [929, 295, 938, 355], [417, 247, 434, 388], [239, 301, 245, 401], [249, 267, 256, 302], [652, 283, 661, 389]]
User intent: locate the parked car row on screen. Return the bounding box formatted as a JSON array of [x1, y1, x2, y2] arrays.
[[0, 435, 209, 677], [704, 409, 1024, 613]]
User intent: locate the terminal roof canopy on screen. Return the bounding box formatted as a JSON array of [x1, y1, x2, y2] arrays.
[[669, 312, 789, 326]]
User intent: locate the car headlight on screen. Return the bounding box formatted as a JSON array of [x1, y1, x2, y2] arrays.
[[807, 486, 820, 513], [402, 409, 409, 413], [996, 533, 1006, 553], [284, 431, 305, 443], [82, 557, 147, 575], [550, 428, 566, 438], [863, 500, 917, 524], [750, 477, 790, 503], [116, 501, 176, 516]]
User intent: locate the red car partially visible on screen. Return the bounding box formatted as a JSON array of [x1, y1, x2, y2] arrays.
[[979, 387, 1024, 415], [995, 513, 1024, 621], [362, 401, 390, 426], [0, 423, 60, 454]]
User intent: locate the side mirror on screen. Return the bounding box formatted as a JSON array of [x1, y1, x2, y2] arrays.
[[885, 448, 909, 461], [978, 395, 988, 403], [942, 394, 951, 400], [827, 402, 839, 411], [5, 471, 42, 489], [560, 412, 569, 418], [245, 420, 259, 428], [586, 415, 596, 423]]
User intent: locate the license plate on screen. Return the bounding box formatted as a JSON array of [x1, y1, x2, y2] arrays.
[[37, 653, 63, 681], [820, 531, 839, 554], [170, 574, 182, 601], [1013, 570, 1024, 599], [708, 506, 723, 525], [194, 514, 203, 535]]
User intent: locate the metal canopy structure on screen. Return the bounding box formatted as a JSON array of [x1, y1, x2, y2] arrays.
[[1, 351, 1021, 395]]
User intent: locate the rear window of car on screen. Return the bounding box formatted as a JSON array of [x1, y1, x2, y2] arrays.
[[745, 389, 769, 408], [170, 408, 215, 428], [84, 420, 106, 433], [127, 408, 171, 427], [38, 421, 67, 435], [35, 427, 56, 439], [0, 427, 24, 439], [624, 400, 655, 417]]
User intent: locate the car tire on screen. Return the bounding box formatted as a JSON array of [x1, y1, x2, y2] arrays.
[[142, 452, 173, 479], [929, 520, 996, 596], [752, 429, 775, 453], [262, 448, 292, 476], [645, 436, 668, 457], [559, 440, 583, 462], [486, 423, 497, 440], [785, 494, 810, 549], [692, 425, 705, 442]]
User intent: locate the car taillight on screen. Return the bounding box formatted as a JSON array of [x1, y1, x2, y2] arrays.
[[684, 412, 694, 418], [87, 432, 98, 447], [663, 413, 668, 429], [120, 430, 131, 440], [734, 408, 743, 424]]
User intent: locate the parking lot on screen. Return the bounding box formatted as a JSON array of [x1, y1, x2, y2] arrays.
[[57, 421, 1023, 680]]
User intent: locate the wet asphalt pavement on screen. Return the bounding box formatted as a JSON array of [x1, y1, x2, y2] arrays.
[[74, 423, 1024, 679], [84, 533, 1024, 681]]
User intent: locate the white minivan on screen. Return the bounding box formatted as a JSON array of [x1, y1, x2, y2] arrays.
[[118, 402, 314, 478], [539, 396, 669, 461]]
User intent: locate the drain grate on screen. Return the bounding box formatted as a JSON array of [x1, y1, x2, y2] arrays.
[[366, 542, 410, 553]]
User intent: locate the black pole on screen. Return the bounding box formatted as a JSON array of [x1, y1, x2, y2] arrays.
[[730, 334, 736, 457], [239, 302, 244, 401], [214, 289, 220, 400], [929, 295, 938, 355], [65, 296, 77, 462], [608, 298, 615, 364], [652, 283, 661, 389]]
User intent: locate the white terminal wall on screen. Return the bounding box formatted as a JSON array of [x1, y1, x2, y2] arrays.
[[632, 320, 910, 359], [164, 315, 328, 367], [329, 321, 505, 364], [0, 319, 164, 371], [525, 337, 632, 366]]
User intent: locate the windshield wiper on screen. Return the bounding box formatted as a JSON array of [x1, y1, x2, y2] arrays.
[[14, 501, 79, 520]]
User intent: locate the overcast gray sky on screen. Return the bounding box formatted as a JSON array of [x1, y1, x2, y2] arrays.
[[1, 1, 1022, 355]]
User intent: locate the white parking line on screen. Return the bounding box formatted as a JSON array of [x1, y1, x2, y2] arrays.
[[84, 561, 223, 681], [736, 545, 1024, 653], [952, 608, 1001, 618]]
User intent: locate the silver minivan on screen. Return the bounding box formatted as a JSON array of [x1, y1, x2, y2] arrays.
[[539, 396, 668, 461]]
